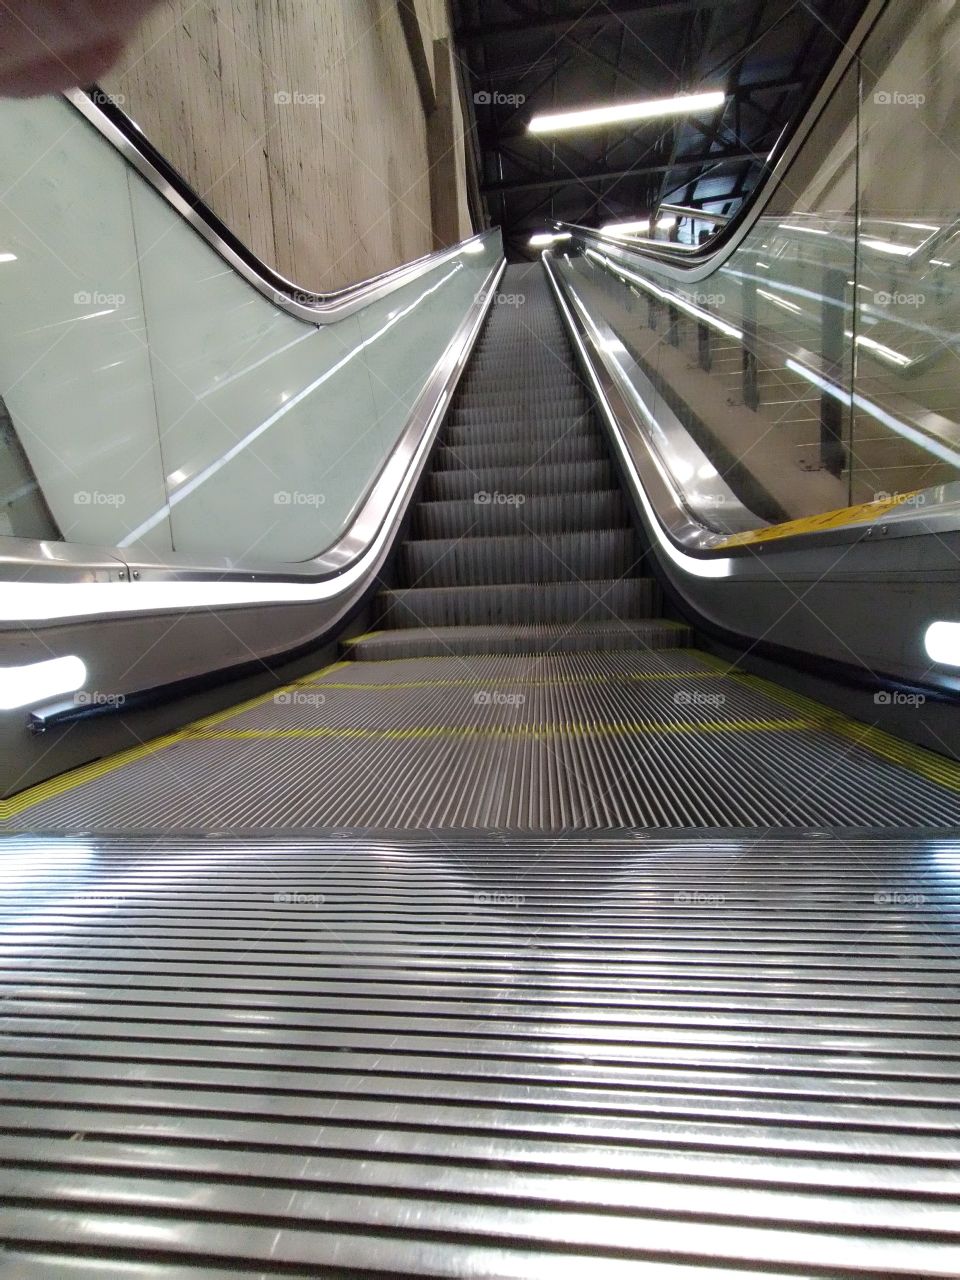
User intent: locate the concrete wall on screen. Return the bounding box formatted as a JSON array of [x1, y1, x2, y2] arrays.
[[103, 0, 474, 291]]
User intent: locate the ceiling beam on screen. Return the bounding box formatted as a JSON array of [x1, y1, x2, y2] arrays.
[[481, 149, 756, 194], [456, 0, 726, 43]]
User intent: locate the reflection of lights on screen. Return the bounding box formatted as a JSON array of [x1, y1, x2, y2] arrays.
[[598, 337, 627, 354], [698, 462, 718, 479], [118, 264, 464, 547], [757, 288, 802, 315], [602, 219, 650, 237], [778, 223, 830, 236], [77, 309, 115, 321], [847, 332, 911, 367], [930, 259, 951, 268], [529, 90, 724, 134], [167, 469, 189, 485], [0, 842, 94, 881], [0, 655, 86, 710], [756, 262, 769, 270], [891, 221, 939, 232], [785, 359, 960, 468], [0, 252, 17, 263], [529, 232, 571, 247], [586, 248, 743, 341], [861, 238, 917, 258], [559, 276, 733, 580], [925, 621, 960, 667], [460, 241, 485, 255]]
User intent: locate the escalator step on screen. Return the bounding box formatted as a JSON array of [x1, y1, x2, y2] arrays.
[[426, 460, 614, 501], [400, 529, 639, 587], [431, 438, 605, 471], [413, 490, 630, 539], [449, 404, 593, 427], [375, 577, 658, 628], [444, 419, 597, 447], [349, 618, 691, 658]]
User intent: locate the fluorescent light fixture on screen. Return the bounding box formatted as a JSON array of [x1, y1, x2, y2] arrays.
[[529, 232, 571, 247], [529, 89, 724, 134], [0, 655, 87, 710], [925, 620, 960, 667], [0, 252, 17, 263], [861, 237, 917, 258]]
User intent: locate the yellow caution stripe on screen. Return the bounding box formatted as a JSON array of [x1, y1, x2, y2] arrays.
[[712, 491, 924, 549], [186, 718, 812, 742], [694, 650, 960, 792], [1, 658, 353, 821]]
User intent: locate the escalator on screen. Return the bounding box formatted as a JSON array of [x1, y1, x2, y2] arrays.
[[3, 0, 960, 1273], [7, 263, 960, 831]]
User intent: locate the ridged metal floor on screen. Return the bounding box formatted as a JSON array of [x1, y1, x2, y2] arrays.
[[2, 830, 960, 1277], [8, 647, 960, 829]]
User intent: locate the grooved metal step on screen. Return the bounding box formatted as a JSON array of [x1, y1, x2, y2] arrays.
[[400, 529, 638, 587], [426, 460, 615, 501], [349, 619, 692, 658], [432, 436, 604, 470], [376, 577, 659, 628], [444, 419, 597, 447], [413, 491, 630, 539]]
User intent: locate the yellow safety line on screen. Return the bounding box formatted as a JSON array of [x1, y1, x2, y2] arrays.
[[2, 658, 353, 821], [693, 650, 960, 792], [185, 718, 811, 742], [711, 491, 924, 550]]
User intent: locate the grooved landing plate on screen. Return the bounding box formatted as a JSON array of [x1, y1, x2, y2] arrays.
[[8, 649, 960, 831], [1, 830, 959, 1277]]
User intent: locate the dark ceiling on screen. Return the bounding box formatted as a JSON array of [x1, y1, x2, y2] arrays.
[[451, 0, 864, 258]]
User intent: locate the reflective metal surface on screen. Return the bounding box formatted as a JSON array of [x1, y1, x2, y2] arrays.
[[66, 88, 489, 325], [2, 829, 959, 1276]]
